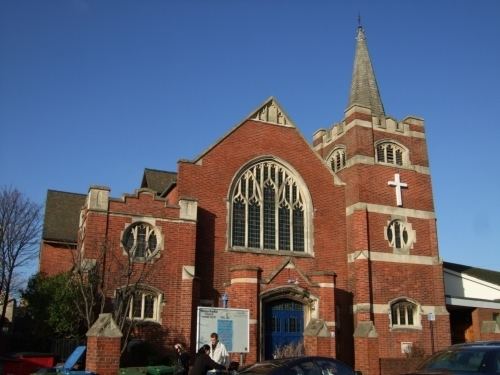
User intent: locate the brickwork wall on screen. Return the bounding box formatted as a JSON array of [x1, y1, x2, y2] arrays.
[[304, 336, 334, 357], [39, 243, 76, 276], [79, 191, 197, 352], [354, 337, 380, 375], [317, 108, 451, 375], [86, 336, 121, 375], [374, 313, 451, 357], [227, 267, 260, 363], [39, 102, 459, 370], [380, 357, 427, 375], [176, 119, 348, 359], [473, 308, 500, 341]]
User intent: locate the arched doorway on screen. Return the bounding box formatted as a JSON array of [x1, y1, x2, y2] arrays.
[[264, 299, 304, 359]]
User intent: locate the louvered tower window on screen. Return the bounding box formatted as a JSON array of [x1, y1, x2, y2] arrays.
[[328, 147, 347, 172], [231, 160, 309, 253], [376, 142, 406, 166]]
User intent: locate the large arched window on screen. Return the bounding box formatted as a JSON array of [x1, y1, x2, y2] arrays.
[[230, 160, 310, 253]]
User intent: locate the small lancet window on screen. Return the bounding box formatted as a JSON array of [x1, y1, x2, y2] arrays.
[[390, 299, 419, 328]]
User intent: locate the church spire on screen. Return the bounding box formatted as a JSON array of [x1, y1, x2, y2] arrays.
[[348, 25, 385, 116]]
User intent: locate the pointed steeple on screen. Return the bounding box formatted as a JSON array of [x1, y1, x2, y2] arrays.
[[348, 26, 385, 116]]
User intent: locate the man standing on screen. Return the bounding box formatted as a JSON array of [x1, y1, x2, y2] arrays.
[[209, 332, 229, 368]]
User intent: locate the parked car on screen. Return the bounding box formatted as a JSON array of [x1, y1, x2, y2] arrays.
[[237, 356, 360, 375], [405, 342, 500, 374], [451, 341, 500, 348]]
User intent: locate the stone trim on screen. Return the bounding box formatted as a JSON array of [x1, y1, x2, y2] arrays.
[[182, 265, 195, 280], [86, 313, 122, 338], [231, 277, 259, 284], [313, 115, 426, 149], [343, 154, 430, 174], [108, 212, 197, 225], [353, 303, 449, 315], [353, 321, 378, 338], [179, 199, 197, 221], [346, 202, 436, 219], [317, 282, 334, 288], [348, 250, 439, 265]]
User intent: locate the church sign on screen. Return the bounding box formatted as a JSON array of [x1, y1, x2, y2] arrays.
[[196, 307, 250, 353]]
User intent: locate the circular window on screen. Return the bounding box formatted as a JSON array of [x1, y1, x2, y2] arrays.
[[386, 219, 411, 251], [122, 222, 159, 259]]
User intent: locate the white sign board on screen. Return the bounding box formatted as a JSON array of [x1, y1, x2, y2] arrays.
[[196, 307, 249, 353]]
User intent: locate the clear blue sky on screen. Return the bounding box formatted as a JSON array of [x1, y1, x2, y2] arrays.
[[1, 1, 499, 274]]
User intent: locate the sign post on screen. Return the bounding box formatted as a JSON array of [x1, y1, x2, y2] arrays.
[[428, 312, 435, 354]]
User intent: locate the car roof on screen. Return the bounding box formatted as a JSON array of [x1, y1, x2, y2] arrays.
[[451, 341, 500, 347], [245, 356, 340, 365], [239, 356, 347, 371]]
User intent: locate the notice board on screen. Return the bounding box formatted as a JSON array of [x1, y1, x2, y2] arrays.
[[196, 307, 249, 353]]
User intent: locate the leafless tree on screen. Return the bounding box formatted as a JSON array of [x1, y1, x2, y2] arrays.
[[71, 236, 159, 353], [0, 187, 41, 334]]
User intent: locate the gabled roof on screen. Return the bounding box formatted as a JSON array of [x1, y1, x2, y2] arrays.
[[141, 168, 177, 196], [43, 190, 86, 243], [191, 97, 296, 163], [348, 26, 385, 116], [249, 97, 295, 127], [444, 261, 500, 287]]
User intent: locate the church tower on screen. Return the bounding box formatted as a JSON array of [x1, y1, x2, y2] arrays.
[[313, 26, 451, 374]]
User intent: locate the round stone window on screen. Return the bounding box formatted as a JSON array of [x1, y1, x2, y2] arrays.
[[122, 222, 159, 259]]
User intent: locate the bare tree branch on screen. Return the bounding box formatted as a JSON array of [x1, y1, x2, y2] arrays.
[[70, 233, 159, 353], [0, 186, 41, 334]]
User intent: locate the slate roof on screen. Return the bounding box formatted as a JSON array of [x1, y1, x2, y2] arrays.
[[141, 168, 177, 196], [42, 190, 86, 243], [444, 261, 500, 287], [348, 26, 385, 116]]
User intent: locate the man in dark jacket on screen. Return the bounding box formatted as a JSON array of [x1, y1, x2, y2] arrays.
[[175, 343, 191, 375], [189, 344, 226, 375]]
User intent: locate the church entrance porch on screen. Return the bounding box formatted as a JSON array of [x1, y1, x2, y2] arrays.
[[264, 299, 304, 359]]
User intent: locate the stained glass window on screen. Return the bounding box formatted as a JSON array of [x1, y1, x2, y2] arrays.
[[231, 161, 308, 252]]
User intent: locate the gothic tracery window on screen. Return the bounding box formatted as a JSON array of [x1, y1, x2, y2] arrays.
[[376, 142, 406, 166], [231, 160, 309, 253]]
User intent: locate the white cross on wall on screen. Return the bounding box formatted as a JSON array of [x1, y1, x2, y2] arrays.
[[388, 173, 408, 207]]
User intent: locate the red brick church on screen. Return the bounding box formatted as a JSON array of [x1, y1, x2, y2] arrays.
[[40, 26, 457, 375]]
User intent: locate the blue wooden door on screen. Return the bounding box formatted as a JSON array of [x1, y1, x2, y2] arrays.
[[264, 299, 304, 359]]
